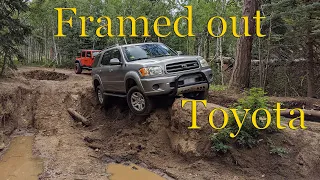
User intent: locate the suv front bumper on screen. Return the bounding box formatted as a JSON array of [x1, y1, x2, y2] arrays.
[[141, 68, 213, 96]]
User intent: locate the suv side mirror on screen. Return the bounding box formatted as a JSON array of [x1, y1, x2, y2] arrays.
[[177, 51, 183, 55], [110, 58, 122, 65]]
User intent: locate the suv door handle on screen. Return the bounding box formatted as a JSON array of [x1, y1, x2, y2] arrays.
[[109, 69, 113, 72]]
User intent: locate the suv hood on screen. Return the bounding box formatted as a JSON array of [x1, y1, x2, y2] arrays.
[[128, 55, 201, 66]]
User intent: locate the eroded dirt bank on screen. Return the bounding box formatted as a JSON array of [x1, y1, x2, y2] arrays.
[[0, 67, 320, 180]]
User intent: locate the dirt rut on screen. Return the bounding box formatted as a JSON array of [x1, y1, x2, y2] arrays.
[[1, 69, 107, 179], [1, 68, 320, 180]]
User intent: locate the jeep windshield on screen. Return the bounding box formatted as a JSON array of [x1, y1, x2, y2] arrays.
[[123, 43, 177, 61]]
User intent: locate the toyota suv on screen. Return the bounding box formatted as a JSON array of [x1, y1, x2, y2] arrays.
[[92, 42, 213, 115]]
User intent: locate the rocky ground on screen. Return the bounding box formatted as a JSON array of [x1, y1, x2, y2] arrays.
[[0, 67, 319, 180]]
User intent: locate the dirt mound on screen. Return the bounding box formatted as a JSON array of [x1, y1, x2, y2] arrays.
[[167, 99, 226, 157], [0, 85, 39, 152], [23, 70, 68, 81]]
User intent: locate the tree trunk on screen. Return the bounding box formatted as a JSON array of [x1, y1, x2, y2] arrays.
[[229, 0, 258, 89], [206, 33, 210, 59], [306, 13, 315, 97], [0, 52, 7, 76]]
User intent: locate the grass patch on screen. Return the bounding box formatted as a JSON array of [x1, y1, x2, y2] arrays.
[[210, 85, 227, 91]]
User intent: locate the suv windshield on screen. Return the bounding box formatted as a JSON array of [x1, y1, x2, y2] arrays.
[[123, 43, 177, 61]]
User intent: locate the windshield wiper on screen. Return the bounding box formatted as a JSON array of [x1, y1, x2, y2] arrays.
[[132, 57, 149, 61], [154, 54, 171, 57]]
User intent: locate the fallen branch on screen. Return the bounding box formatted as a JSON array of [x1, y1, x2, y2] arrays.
[[281, 109, 320, 122], [67, 108, 91, 126]]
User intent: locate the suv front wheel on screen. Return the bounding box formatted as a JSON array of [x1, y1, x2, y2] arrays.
[[127, 86, 153, 115]]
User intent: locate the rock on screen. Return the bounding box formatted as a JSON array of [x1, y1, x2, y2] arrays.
[[167, 98, 227, 157], [71, 94, 79, 101], [84, 136, 94, 143], [0, 143, 5, 151]]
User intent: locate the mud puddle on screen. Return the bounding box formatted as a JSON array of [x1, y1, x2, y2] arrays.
[[0, 136, 43, 180], [107, 163, 165, 180]]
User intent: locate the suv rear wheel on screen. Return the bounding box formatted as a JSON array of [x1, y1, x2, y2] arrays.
[[127, 86, 153, 115], [183, 90, 208, 100], [75, 63, 82, 74], [96, 85, 108, 107]]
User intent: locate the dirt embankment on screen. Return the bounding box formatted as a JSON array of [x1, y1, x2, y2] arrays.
[[0, 67, 320, 180]]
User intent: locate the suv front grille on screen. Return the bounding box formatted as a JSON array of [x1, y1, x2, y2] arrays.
[[166, 61, 199, 73]]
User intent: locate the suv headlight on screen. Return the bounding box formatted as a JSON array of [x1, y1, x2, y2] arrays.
[[199, 58, 209, 68], [139, 66, 163, 77]]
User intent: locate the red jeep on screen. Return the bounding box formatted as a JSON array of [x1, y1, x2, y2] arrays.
[[75, 50, 101, 74]]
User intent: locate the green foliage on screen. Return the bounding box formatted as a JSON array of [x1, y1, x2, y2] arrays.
[[23, 0, 242, 71], [210, 85, 227, 91], [210, 128, 232, 153], [0, 0, 31, 75], [56, 60, 74, 69], [210, 88, 278, 153], [269, 145, 288, 157]]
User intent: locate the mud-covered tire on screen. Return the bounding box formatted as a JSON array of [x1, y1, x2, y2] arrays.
[[183, 90, 208, 100], [96, 85, 108, 107], [127, 86, 153, 115], [75, 63, 82, 74]]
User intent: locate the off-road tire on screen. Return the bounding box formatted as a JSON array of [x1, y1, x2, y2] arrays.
[[96, 85, 108, 107], [127, 86, 153, 115], [183, 89, 209, 100], [75, 63, 82, 74]]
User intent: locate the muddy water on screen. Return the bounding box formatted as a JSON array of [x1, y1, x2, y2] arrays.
[[107, 163, 165, 180], [0, 136, 43, 180]]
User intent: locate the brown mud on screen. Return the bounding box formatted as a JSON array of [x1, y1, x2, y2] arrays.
[[0, 67, 319, 180], [0, 136, 43, 180]]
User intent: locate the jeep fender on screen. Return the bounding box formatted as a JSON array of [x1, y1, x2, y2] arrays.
[[75, 60, 81, 66], [124, 71, 144, 92]]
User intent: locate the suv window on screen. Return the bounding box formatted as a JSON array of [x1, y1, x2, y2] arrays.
[[87, 51, 92, 57], [92, 53, 101, 68], [100, 50, 112, 65], [111, 49, 122, 61], [81, 51, 86, 57]]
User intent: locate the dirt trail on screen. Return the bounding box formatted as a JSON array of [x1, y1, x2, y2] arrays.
[[1, 67, 320, 180], [32, 77, 107, 179]]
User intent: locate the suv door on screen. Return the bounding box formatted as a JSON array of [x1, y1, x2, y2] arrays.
[[107, 49, 126, 93], [99, 50, 112, 91]]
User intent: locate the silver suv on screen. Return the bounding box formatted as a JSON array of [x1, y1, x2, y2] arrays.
[[92, 42, 213, 115]]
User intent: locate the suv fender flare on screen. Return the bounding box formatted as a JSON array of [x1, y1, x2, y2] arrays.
[[92, 75, 104, 91], [125, 72, 144, 92], [75, 60, 82, 66]]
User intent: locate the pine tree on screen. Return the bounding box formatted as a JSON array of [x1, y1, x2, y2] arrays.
[[0, 0, 31, 75], [262, 0, 320, 97]]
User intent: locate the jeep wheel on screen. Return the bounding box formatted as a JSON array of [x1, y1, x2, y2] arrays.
[[96, 85, 108, 107], [75, 63, 82, 74], [127, 86, 153, 115], [183, 90, 208, 100]]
